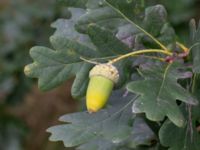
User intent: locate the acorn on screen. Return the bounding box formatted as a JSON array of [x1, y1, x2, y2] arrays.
[[86, 63, 119, 113]]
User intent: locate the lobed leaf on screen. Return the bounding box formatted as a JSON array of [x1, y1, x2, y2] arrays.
[[127, 62, 198, 127], [24, 35, 95, 91], [71, 63, 93, 98], [143, 5, 167, 36], [159, 117, 200, 150], [75, 6, 125, 33], [126, 117, 156, 148], [25, 23, 131, 95], [105, 0, 144, 21], [87, 24, 131, 56], [189, 19, 200, 73], [141, 6, 176, 49], [51, 8, 96, 49], [77, 138, 117, 150], [47, 91, 136, 147]]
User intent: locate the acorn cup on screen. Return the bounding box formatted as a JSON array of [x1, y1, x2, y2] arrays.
[[86, 64, 119, 113]]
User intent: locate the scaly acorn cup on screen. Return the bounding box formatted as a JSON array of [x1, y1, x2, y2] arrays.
[[86, 64, 119, 113]]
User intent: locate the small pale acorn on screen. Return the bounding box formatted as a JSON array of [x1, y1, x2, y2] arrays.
[[86, 64, 119, 113]]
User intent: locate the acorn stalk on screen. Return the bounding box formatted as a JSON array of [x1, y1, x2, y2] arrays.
[[86, 64, 119, 113]]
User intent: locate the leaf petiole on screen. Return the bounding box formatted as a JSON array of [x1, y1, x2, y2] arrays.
[[176, 42, 189, 52], [80, 50, 167, 65], [134, 55, 165, 62], [108, 49, 173, 64], [80, 57, 100, 65]]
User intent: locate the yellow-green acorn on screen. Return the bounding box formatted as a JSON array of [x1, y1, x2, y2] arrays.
[[86, 64, 119, 113]]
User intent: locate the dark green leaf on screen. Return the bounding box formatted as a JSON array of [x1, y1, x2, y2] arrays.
[[116, 24, 140, 48], [142, 5, 176, 49], [156, 23, 176, 49], [81, 23, 132, 89], [77, 138, 117, 150], [143, 5, 167, 37], [47, 91, 136, 147], [51, 8, 96, 49], [127, 117, 156, 148], [26, 22, 132, 93], [87, 24, 131, 56], [189, 19, 200, 73], [159, 118, 200, 150], [159, 74, 200, 150], [105, 0, 144, 21], [24, 35, 96, 91], [191, 74, 200, 121], [71, 63, 93, 99], [75, 6, 125, 33], [75, 0, 144, 33], [105, 2, 176, 49], [150, 0, 195, 25], [127, 63, 198, 127]]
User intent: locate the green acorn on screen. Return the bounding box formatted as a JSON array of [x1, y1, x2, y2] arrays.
[[86, 63, 119, 113]]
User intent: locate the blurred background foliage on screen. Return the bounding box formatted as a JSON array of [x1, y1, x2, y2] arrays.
[[0, 0, 199, 150]]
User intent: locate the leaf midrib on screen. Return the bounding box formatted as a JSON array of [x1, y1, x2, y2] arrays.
[[156, 63, 172, 102]]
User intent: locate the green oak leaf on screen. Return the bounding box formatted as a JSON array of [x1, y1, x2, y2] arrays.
[[116, 23, 140, 48], [143, 5, 167, 37], [127, 117, 156, 149], [75, 5, 126, 33], [127, 62, 198, 127], [142, 5, 176, 49], [47, 91, 136, 147], [67, 0, 175, 50], [71, 62, 93, 98], [87, 24, 131, 56], [189, 19, 200, 73], [75, 0, 144, 33], [24, 23, 131, 97], [155, 23, 176, 49], [159, 72, 200, 150], [51, 8, 96, 49], [77, 138, 117, 150], [24, 35, 96, 91], [146, 0, 195, 25], [87, 24, 132, 88], [159, 109, 200, 150], [105, 1, 176, 49], [105, 0, 144, 21], [192, 74, 200, 121]]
